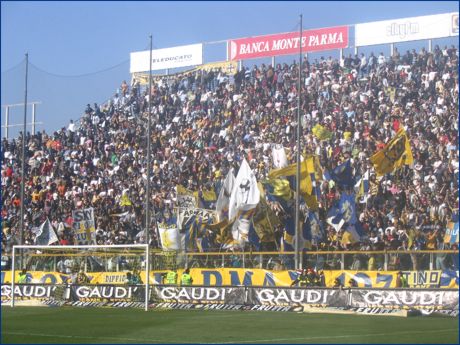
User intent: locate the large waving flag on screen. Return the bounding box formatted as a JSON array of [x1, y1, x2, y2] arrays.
[[231, 209, 257, 249], [307, 210, 325, 244], [252, 183, 279, 243], [272, 144, 289, 169], [35, 218, 59, 246], [228, 159, 260, 221], [326, 204, 346, 232], [183, 212, 216, 252], [327, 191, 357, 232], [328, 160, 355, 188], [216, 169, 235, 222], [370, 128, 413, 176], [268, 156, 314, 196], [338, 191, 358, 225]]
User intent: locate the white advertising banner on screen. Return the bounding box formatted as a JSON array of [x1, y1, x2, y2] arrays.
[[355, 12, 459, 47], [130, 43, 203, 73]]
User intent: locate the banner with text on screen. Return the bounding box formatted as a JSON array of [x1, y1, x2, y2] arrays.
[[3, 285, 458, 314], [349, 289, 459, 310], [228, 26, 348, 61], [247, 287, 348, 307], [2, 269, 458, 289], [72, 208, 96, 244], [130, 44, 203, 73], [355, 12, 459, 47]]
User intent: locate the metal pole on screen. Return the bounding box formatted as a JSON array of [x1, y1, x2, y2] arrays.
[[11, 246, 16, 307], [271, 56, 275, 68], [32, 103, 36, 135], [146, 36, 152, 248], [20, 53, 28, 268], [390, 43, 394, 58], [5, 106, 9, 139], [428, 39, 432, 53], [294, 15, 302, 270], [145, 244, 150, 311]]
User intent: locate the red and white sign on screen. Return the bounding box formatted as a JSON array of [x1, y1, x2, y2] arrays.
[[228, 26, 348, 61]]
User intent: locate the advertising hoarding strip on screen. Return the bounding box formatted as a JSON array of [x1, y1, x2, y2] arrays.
[[3, 285, 458, 316], [355, 12, 458, 47], [228, 26, 348, 60]]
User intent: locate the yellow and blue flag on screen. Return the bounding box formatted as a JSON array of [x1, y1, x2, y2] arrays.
[[370, 128, 414, 176]]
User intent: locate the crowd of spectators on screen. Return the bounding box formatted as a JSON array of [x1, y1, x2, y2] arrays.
[[1, 44, 459, 270]]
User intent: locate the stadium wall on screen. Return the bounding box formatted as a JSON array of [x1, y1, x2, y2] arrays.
[[1, 269, 458, 288]]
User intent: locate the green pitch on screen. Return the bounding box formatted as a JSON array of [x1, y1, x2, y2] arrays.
[[1, 307, 458, 344]]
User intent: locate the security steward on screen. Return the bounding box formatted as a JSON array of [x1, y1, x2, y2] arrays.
[[396, 271, 408, 288], [18, 269, 28, 283], [165, 268, 178, 285], [181, 268, 193, 285]]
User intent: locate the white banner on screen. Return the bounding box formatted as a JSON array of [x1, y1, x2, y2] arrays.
[[355, 12, 459, 47], [130, 44, 203, 73], [72, 208, 96, 245]]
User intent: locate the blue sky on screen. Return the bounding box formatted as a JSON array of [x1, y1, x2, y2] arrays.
[[1, 1, 458, 137]]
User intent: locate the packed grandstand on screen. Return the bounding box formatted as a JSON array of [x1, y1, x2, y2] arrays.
[[1, 43, 459, 273]]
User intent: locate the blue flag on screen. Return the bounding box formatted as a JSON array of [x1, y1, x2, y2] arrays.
[[308, 210, 324, 243], [327, 204, 345, 231], [338, 191, 357, 225], [346, 221, 366, 242], [327, 192, 357, 232], [329, 160, 355, 188]]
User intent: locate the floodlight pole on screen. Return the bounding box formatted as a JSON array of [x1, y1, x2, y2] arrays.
[[144, 34, 154, 311], [294, 15, 302, 270], [19, 53, 29, 269], [146, 35, 152, 250]]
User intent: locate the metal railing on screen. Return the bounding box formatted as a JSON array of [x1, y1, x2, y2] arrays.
[[150, 250, 459, 272], [5, 250, 458, 273]]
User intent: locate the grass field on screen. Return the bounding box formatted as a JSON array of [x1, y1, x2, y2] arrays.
[[1, 307, 458, 344]]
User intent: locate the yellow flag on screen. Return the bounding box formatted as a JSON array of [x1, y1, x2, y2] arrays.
[[120, 193, 132, 206], [268, 157, 314, 195], [303, 192, 319, 211], [252, 185, 280, 243], [201, 188, 217, 202], [312, 124, 332, 141], [370, 128, 413, 176], [269, 178, 292, 200], [313, 155, 323, 181]]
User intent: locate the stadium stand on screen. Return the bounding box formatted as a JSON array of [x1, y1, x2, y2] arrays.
[[1, 45, 458, 268]]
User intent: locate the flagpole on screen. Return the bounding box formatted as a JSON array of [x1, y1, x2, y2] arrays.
[[294, 15, 302, 270]]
